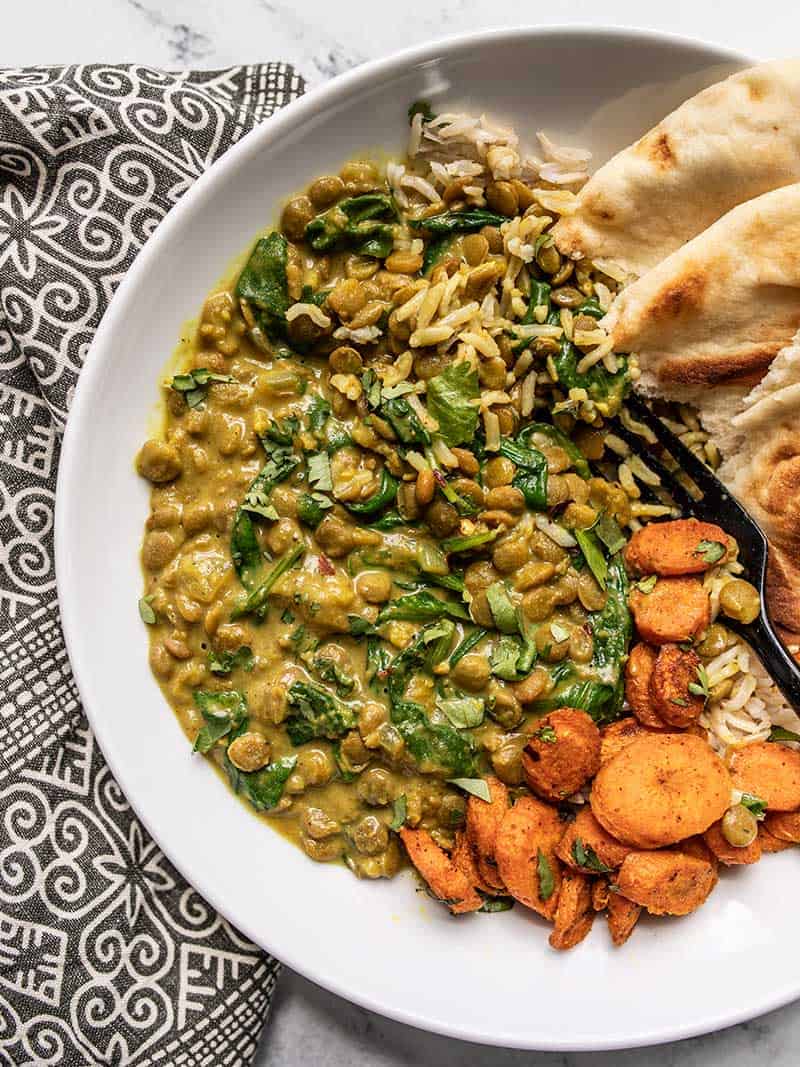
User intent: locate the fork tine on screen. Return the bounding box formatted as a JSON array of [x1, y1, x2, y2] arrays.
[[605, 420, 699, 515], [622, 395, 767, 552], [623, 395, 721, 490]]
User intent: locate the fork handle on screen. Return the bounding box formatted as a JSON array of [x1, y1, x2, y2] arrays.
[[730, 611, 800, 712]]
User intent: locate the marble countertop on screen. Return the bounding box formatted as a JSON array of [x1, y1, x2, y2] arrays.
[[5, 1, 799, 1063]]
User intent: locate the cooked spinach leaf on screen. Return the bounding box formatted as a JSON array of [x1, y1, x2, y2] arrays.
[[380, 396, 430, 446], [376, 590, 469, 625], [169, 367, 236, 409], [572, 837, 613, 873], [575, 529, 608, 591], [305, 194, 396, 258], [237, 754, 297, 811], [498, 437, 548, 511], [422, 234, 453, 274], [409, 209, 506, 235], [296, 492, 333, 528], [426, 362, 479, 446], [313, 653, 355, 695], [485, 582, 518, 634], [594, 512, 627, 555], [449, 628, 489, 668], [408, 99, 436, 123], [437, 696, 485, 729], [208, 646, 255, 676], [385, 620, 456, 705], [535, 555, 631, 723], [390, 794, 408, 830], [552, 338, 629, 410], [391, 700, 475, 776], [285, 681, 357, 744], [537, 849, 555, 901], [231, 543, 305, 620], [478, 894, 514, 912], [344, 467, 398, 517], [517, 422, 590, 480], [192, 690, 247, 753], [442, 529, 499, 554], [231, 446, 301, 586], [235, 232, 291, 339], [770, 726, 800, 744]]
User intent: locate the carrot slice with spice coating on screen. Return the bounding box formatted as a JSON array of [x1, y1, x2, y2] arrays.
[[600, 717, 654, 764], [764, 810, 800, 843], [556, 808, 632, 871], [495, 795, 563, 919], [625, 643, 670, 729], [617, 850, 716, 916], [629, 576, 711, 644], [399, 828, 482, 914], [730, 742, 800, 811], [522, 708, 600, 802], [606, 891, 642, 946], [759, 825, 795, 853], [703, 820, 762, 865], [651, 644, 705, 727], [591, 733, 731, 848], [624, 518, 732, 576], [549, 869, 595, 950]]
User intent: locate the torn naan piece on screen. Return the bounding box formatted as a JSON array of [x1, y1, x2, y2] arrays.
[[719, 331, 800, 634], [553, 59, 800, 278], [602, 182, 800, 404]]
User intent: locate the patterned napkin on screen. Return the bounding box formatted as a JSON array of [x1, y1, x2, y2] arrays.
[[0, 64, 305, 1066]]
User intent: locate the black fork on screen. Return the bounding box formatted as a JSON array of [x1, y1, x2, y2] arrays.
[[610, 394, 800, 711]]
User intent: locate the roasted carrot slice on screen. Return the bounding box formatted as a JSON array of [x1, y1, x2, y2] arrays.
[[651, 644, 705, 727], [629, 577, 710, 645], [624, 518, 732, 577], [591, 733, 731, 848], [495, 795, 563, 919], [556, 807, 632, 872], [625, 643, 670, 729], [466, 776, 509, 862], [606, 891, 642, 946], [399, 828, 482, 914], [592, 879, 610, 912], [764, 810, 800, 844], [730, 742, 800, 811], [600, 717, 653, 764], [759, 826, 795, 853], [549, 869, 595, 950], [617, 850, 716, 916], [521, 707, 600, 802], [703, 820, 762, 865]]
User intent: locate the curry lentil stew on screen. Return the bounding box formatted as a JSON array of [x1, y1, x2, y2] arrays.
[[137, 105, 790, 948]]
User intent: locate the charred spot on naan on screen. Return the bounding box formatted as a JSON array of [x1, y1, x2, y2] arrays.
[[659, 347, 778, 389], [649, 270, 708, 323], [635, 129, 676, 169], [744, 73, 770, 102]]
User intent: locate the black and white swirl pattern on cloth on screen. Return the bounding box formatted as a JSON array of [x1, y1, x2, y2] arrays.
[[0, 64, 305, 1066]]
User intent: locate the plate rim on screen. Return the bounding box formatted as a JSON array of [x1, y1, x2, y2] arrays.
[[55, 24, 785, 1051]]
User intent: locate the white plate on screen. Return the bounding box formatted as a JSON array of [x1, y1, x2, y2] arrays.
[[57, 27, 797, 1052]]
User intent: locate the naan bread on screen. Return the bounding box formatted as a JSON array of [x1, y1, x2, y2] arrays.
[[602, 182, 800, 403], [553, 59, 800, 278], [719, 332, 800, 633]]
